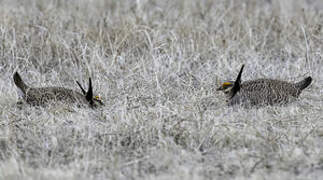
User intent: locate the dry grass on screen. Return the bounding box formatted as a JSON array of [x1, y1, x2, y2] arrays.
[[0, 0, 323, 179]]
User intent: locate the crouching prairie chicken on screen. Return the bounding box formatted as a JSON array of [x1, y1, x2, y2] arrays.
[[13, 72, 104, 108], [217, 65, 312, 107]]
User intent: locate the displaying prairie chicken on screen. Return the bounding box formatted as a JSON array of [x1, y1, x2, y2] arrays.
[[217, 65, 312, 107], [13, 72, 104, 108]]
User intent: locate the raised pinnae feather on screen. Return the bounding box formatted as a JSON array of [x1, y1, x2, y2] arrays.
[[230, 64, 244, 98], [86, 78, 93, 105], [76, 81, 86, 95]]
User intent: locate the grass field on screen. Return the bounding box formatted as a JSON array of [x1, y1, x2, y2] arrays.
[[0, 0, 323, 179]]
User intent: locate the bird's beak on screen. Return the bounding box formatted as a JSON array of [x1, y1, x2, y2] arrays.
[[216, 87, 223, 91]]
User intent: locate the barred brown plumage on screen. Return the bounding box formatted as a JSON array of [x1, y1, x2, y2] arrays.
[[13, 72, 104, 108], [217, 65, 312, 107]]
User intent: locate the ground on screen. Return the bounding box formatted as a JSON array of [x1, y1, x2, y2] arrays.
[[0, 0, 323, 179]]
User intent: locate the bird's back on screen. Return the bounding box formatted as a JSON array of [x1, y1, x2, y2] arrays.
[[229, 79, 306, 107], [24, 86, 87, 106]]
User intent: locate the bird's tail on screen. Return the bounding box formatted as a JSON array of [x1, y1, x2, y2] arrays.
[[13, 72, 29, 94], [295, 76, 312, 91]]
